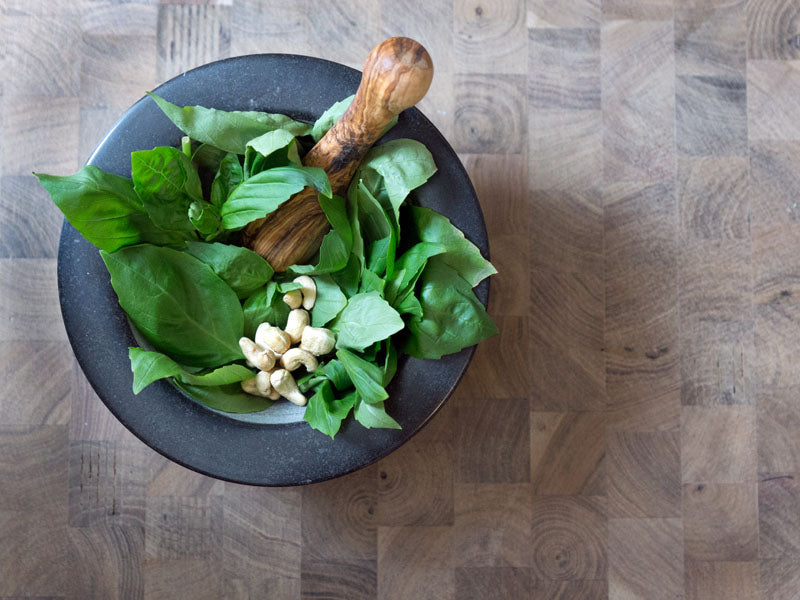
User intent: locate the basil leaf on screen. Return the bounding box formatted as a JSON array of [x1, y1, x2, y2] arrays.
[[404, 256, 498, 360], [358, 269, 385, 296], [311, 275, 347, 327], [411, 206, 496, 287], [131, 146, 202, 236], [383, 340, 398, 386], [337, 348, 388, 404], [188, 202, 222, 239], [129, 347, 252, 394], [221, 165, 332, 230], [311, 95, 353, 142], [174, 380, 273, 414], [303, 381, 356, 439], [242, 281, 289, 337], [101, 245, 243, 367], [319, 359, 352, 391], [192, 143, 227, 173], [385, 242, 447, 304], [244, 129, 301, 178], [147, 92, 311, 154], [395, 288, 423, 318], [332, 292, 404, 351], [331, 254, 361, 298], [185, 241, 273, 299], [353, 397, 401, 429], [210, 153, 243, 208], [358, 139, 437, 223], [346, 181, 365, 268], [36, 166, 189, 252]]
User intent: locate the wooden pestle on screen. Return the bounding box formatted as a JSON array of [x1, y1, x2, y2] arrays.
[[242, 37, 433, 271]]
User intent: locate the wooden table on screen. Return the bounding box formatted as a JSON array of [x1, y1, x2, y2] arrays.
[[1, 0, 799, 598]]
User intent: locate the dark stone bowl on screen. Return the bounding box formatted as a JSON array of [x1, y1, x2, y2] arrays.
[[58, 54, 490, 486]]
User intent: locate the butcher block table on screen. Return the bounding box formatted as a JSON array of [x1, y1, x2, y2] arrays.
[[1, 0, 800, 598]]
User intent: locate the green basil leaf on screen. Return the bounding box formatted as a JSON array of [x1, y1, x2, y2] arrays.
[[210, 153, 243, 208], [303, 380, 356, 439], [319, 359, 352, 391], [192, 143, 227, 173], [129, 347, 252, 394], [147, 92, 311, 154], [185, 241, 273, 299], [358, 269, 386, 296], [311, 275, 347, 327], [173, 380, 273, 413], [358, 139, 437, 223], [131, 146, 202, 236], [404, 256, 498, 360], [101, 245, 243, 367], [331, 254, 361, 298], [383, 340, 398, 386], [35, 166, 187, 252], [242, 281, 289, 337], [221, 165, 332, 230], [332, 292, 404, 351], [277, 281, 303, 293], [385, 242, 447, 304], [188, 202, 222, 239], [336, 348, 388, 404], [346, 180, 365, 268], [244, 129, 301, 179], [353, 397, 401, 429], [411, 206, 497, 287], [395, 288, 423, 318]]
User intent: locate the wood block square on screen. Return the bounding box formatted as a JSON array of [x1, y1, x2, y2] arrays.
[[529, 109, 601, 191], [531, 412, 605, 496], [156, 4, 231, 82], [680, 335, 752, 406], [747, 0, 800, 60], [531, 496, 606, 580], [460, 316, 531, 399], [602, 21, 675, 183], [681, 406, 756, 483], [81, 3, 158, 37], [753, 296, 800, 389], [758, 474, 800, 558], [678, 156, 749, 240], [454, 0, 527, 74], [300, 559, 375, 600], [685, 561, 760, 600], [453, 484, 532, 567], [147, 454, 223, 497], [377, 526, 454, 600], [455, 397, 530, 483], [528, 28, 600, 110], [0, 342, 72, 425], [2, 14, 80, 97], [676, 75, 748, 156], [602, 0, 672, 19], [69, 361, 136, 442], [144, 559, 221, 600], [455, 567, 532, 599], [758, 387, 800, 473], [487, 234, 531, 316], [0, 259, 67, 342], [0, 176, 64, 259], [463, 154, 528, 237], [760, 558, 800, 600], [377, 440, 454, 526], [753, 224, 800, 302], [145, 496, 222, 560], [607, 431, 680, 517], [675, 0, 746, 76], [306, 1, 380, 70], [530, 189, 603, 275], [223, 575, 300, 600], [230, 0, 309, 57], [608, 518, 683, 600], [67, 523, 145, 600], [1, 96, 80, 176], [683, 483, 758, 561], [453, 74, 525, 154], [527, 0, 599, 28], [0, 425, 67, 512], [302, 467, 376, 561], [81, 33, 157, 111], [750, 141, 800, 228], [0, 508, 71, 597], [531, 342, 606, 412], [748, 60, 800, 141], [68, 440, 148, 528], [532, 579, 607, 599]]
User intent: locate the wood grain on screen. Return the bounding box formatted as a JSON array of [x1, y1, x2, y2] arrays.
[[2, 0, 800, 597]]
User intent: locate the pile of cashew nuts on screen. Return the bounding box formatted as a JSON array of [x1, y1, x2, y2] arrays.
[[238, 275, 336, 406]]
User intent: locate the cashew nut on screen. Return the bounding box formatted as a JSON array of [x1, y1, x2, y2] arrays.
[[241, 376, 271, 398], [283, 288, 302, 309], [270, 369, 307, 406], [293, 275, 316, 310], [285, 308, 309, 344], [300, 326, 336, 356], [255, 323, 291, 355], [280, 348, 319, 372], [238, 337, 276, 371], [256, 370, 281, 400]]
